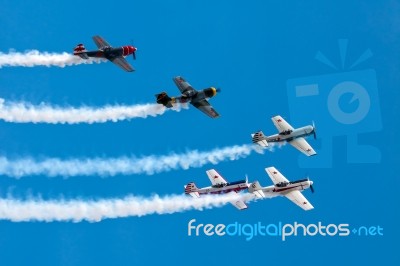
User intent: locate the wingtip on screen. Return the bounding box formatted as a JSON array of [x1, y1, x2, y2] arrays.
[[265, 166, 275, 172]]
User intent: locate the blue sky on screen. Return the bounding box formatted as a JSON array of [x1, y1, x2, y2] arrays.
[[0, 0, 398, 265]]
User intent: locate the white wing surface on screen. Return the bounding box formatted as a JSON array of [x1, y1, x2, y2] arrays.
[[227, 191, 248, 210], [285, 190, 314, 211], [265, 167, 289, 185], [271, 115, 294, 132], [289, 138, 317, 156], [206, 169, 228, 186]]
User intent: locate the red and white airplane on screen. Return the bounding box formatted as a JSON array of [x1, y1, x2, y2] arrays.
[[249, 167, 315, 211], [184, 169, 250, 210], [185, 167, 315, 211], [73, 35, 137, 72]]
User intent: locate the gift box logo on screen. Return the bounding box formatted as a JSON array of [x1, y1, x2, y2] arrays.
[[287, 39, 382, 168]]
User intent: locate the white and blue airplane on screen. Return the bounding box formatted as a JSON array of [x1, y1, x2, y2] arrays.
[[251, 115, 317, 156]]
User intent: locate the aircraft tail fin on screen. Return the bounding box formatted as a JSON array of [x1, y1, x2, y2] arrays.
[[184, 182, 200, 198], [73, 44, 89, 59], [248, 181, 265, 198], [155, 92, 174, 108], [251, 131, 269, 147]]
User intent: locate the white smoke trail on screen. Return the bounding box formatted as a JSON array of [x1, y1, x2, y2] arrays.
[[0, 98, 184, 124], [0, 50, 105, 68], [0, 144, 266, 178], [0, 193, 243, 222]]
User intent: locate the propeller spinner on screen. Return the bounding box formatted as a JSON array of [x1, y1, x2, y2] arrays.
[[130, 40, 137, 60], [312, 121, 317, 140]]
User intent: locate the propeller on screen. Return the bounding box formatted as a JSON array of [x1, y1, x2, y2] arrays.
[[130, 39, 137, 60], [245, 174, 249, 185], [216, 88, 221, 93], [307, 177, 315, 193], [312, 120, 317, 140]]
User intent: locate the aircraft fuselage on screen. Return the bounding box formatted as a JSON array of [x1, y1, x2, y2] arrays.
[[196, 180, 249, 195], [84, 46, 135, 60], [260, 179, 312, 196], [171, 87, 218, 105], [265, 125, 314, 143]]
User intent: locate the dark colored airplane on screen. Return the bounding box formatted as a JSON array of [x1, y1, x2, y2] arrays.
[[155, 76, 221, 118], [73, 35, 137, 72]]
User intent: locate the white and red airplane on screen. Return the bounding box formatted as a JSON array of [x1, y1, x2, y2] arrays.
[[73, 35, 137, 72], [249, 167, 315, 211], [184, 169, 250, 210]]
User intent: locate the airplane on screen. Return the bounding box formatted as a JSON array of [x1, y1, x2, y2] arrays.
[[248, 167, 315, 211], [73, 35, 137, 72], [155, 76, 221, 118], [184, 169, 250, 210], [251, 115, 317, 156]]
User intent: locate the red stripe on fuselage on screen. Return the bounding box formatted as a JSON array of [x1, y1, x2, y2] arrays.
[[198, 186, 247, 195]]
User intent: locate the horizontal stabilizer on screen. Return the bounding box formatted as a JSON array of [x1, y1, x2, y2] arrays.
[[189, 192, 200, 198], [184, 182, 200, 198], [251, 131, 269, 147], [73, 44, 89, 59], [75, 53, 89, 59], [248, 181, 265, 198], [155, 92, 174, 108]]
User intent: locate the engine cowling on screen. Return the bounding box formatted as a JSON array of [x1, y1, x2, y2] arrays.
[[203, 87, 218, 98]]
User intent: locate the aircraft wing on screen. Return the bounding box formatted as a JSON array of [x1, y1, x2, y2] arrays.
[[265, 167, 289, 185], [289, 137, 317, 156], [110, 56, 135, 72], [285, 190, 314, 211], [271, 115, 294, 132], [173, 76, 196, 94], [192, 99, 220, 118], [206, 169, 228, 186], [227, 191, 248, 210], [92, 35, 111, 49]]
